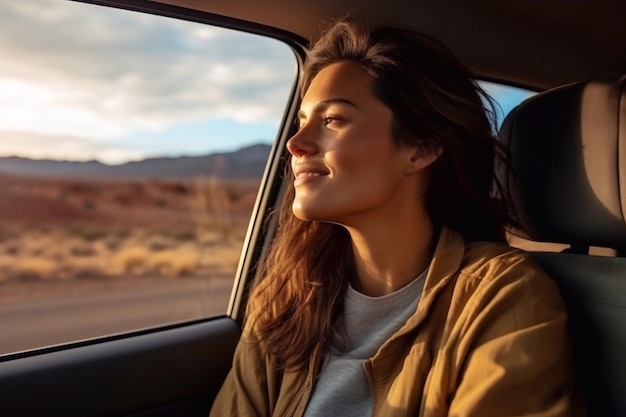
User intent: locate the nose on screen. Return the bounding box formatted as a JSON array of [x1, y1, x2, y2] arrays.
[[286, 122, 318, 157]]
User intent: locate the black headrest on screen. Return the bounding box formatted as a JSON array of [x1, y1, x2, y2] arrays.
[[499, 75, 626, 251]]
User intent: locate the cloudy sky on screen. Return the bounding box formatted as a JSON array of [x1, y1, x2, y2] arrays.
[[0, 0, 531, 165], [0, 0, 296, 164]]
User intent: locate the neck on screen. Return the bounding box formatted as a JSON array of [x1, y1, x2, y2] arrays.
[[346, 206, 435, 297]]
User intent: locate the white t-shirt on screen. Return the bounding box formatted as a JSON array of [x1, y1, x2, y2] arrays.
[[303, 270, 427, 417]]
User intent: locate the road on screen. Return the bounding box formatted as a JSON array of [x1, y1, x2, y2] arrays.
[[0, 276, 232, 355]]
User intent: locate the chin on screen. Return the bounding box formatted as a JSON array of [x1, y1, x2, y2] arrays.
[[291, 206, 317, 222], [292, 202, 334, 223]]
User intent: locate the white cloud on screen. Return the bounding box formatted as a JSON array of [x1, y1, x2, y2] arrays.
[[0, 79, 133, 139], [0, 0, 296, 160], [0, 130, 144, 164]]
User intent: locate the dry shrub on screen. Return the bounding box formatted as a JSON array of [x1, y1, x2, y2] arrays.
[[199, 241, 242, 272], [196, 229, 227, 246], [113, 246, 151, 275], [147, 246, 199, 277], [21, 232, 56, 257], [145, 235, 176, 252], [0, 255, 13, 282], [62, 257, 106, 280], [189, 178, 233, 239], [12, 257, 58, 281], [0, 227, 245, 282], [111, 242, 203, 277]]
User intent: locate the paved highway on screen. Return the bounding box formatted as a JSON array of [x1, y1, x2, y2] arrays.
[[0, 276, 232, 355]]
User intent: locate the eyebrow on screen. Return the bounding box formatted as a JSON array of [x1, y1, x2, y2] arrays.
[[297, 98, 358, 120]]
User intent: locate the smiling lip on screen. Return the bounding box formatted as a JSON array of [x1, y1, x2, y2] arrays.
[[293, 166, 328, 186]]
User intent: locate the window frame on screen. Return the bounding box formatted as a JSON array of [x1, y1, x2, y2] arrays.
[[0, 0, 307, 361]]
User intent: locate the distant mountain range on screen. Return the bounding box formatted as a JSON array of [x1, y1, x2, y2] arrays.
[[0, 143, 272, 179]]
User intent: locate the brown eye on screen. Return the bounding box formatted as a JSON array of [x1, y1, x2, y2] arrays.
[[322, 116, 343, 126]]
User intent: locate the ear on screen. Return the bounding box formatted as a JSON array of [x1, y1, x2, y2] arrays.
[[405, 144, 443, 174]]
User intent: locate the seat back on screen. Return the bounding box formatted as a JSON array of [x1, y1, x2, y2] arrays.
[[499, 75, 626, 417]]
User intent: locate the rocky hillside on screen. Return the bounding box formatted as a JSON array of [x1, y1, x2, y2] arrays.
[[0, 143, 272, 179]]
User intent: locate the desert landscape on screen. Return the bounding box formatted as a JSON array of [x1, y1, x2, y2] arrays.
[[0, 172, 259, 301], [0, 146, 268, 354]]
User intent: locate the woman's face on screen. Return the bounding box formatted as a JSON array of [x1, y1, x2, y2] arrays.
[[287, 61, 433, 226]]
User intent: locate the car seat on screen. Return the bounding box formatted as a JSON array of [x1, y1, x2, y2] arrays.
[[498, 74, 626, 417]]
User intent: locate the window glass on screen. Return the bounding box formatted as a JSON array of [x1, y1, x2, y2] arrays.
[[0, 0, 295, 355], [479, 81, 535, 129]]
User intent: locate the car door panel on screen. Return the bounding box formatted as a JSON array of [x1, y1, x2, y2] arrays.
[[0, 318, 240, 416]]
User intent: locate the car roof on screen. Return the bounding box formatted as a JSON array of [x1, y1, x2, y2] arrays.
[[155, 0, 626, 90]]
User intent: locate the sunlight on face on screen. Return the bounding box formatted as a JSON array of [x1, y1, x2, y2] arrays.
[[287, 61, 424, 227]]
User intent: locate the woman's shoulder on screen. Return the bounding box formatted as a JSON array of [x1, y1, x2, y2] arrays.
[[460, 240, 549, 285], [453, 240, 567, 317]]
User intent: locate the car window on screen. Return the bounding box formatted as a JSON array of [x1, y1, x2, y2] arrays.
[[0, 0, 295, 355], [478, 81, 535, 129]]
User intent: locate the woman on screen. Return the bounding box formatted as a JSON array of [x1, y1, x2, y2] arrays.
[[210, 16, 579, 417]]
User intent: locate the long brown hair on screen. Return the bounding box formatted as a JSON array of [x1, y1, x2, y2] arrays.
[[246, 16, 513, 370]]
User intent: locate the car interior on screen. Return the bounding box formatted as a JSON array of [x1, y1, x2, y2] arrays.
[[0, 0, 624, 416], [500, 75, 626, 416]]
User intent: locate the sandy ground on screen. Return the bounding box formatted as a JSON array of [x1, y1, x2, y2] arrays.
[[0, 273, 229, 305]]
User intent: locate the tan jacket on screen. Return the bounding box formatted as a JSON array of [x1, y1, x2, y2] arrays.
[[210, 226, 580, 417]]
